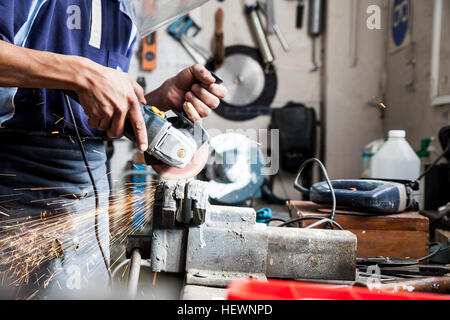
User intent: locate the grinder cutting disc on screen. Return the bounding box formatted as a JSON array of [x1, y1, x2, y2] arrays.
[[151, 142, 210, 180]]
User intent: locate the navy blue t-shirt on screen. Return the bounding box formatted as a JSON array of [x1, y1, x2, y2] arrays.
[[0, 0, 137, 137]]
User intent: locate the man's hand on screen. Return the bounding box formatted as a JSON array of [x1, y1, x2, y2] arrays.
[[75, 61, 148, 152], [146, 64, 227, 122]]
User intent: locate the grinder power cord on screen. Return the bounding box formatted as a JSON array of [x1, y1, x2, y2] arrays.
[[64, 94, 112, 287]]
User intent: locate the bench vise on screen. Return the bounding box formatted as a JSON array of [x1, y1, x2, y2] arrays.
[[126, 180, 357, 296]]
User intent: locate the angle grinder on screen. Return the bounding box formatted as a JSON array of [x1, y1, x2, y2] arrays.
[[63, 92, 211, 180], [124, 105, 210, 180]]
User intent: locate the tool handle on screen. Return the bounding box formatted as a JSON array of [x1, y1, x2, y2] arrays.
[[308, 0, 325, 37], [214, 9, 225, 67], [245, 5, 274, 67], [296, 1, 305, 29], [266, 0, 275, 35], [215, 8, 224, 34], [183, 101, 202, 123]]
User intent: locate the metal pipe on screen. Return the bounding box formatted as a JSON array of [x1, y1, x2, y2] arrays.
[[245, 5, 274, 68], [257, 0, 289, 52], [127, 249, 142, 299], [308, 0, 325, 37], [374, 277, 450, 294]]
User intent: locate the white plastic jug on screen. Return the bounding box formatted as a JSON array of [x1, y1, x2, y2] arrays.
[[370, 130, 420, 181]]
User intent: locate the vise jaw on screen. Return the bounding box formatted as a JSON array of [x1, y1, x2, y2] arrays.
[[153, 179, 209, 228], [127, 180, 357, 288]]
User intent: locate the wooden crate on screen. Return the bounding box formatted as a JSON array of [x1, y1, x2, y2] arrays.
[[288, 201, 429, 259]]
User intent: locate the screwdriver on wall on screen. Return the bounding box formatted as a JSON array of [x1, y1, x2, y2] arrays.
[[296, 0, 305, 29], [256, 0, 290, 52]]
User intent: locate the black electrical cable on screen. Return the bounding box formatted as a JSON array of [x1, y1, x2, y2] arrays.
[[278, 216, 344, 230], [263, 218, 288, 224], [294, 158, 337, 228], [356, 242, 443, 267], [64, 94, 112, 287], [417, 242, 442, 262]]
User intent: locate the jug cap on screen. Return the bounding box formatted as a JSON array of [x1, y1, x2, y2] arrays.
[[389, 130, 406, 138]]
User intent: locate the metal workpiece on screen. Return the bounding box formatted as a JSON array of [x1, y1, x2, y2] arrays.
[[266, 228, 357, 281], [127, 249, 142, 299]]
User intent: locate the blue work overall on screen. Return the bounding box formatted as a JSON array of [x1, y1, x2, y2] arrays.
[[0, 1, 136, 299]]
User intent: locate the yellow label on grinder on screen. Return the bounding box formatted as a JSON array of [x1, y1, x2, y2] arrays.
[[151, 106, 166, 119]]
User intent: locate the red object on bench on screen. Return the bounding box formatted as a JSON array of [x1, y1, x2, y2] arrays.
[[227, 278, 450, 300]]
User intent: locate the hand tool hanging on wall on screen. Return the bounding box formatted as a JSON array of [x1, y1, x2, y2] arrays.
[[141, 32, 158, 71], [257, 0, 290, 52], [213, 8, 225, 68], [308, 0, 325, 72], [296, 0, 305, 29], [265, 0, 275, 34], [140, 0, 157, 71], [245, 5, 275, 73], [168, 15, 214, 66]]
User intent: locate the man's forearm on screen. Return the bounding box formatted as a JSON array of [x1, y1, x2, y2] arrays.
[[0, 40, 95, 91]]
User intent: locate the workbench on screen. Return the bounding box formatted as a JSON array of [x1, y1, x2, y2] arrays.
[[288, 201, 430, 259]]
